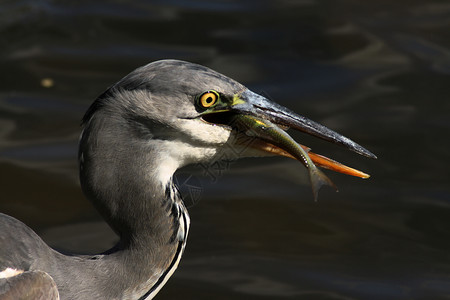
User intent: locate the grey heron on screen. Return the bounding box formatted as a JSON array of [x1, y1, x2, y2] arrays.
[[0, 60, 376, 300]]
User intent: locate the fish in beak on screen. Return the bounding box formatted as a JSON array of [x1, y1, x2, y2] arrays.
[[197, 89, 376, 200]]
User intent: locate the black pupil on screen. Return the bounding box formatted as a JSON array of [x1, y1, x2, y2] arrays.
[[206, 96, 213, 103]]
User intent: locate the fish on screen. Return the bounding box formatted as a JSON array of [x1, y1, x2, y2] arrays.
[[231, 114, 339, 201]]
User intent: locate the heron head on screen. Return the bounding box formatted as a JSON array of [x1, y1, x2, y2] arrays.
[[81, 59, 375, 189]]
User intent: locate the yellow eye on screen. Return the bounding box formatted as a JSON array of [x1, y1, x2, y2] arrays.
[[199, 91, 218, 108]]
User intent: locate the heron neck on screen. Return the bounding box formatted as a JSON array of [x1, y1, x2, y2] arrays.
[[76, 115, 190, 298]]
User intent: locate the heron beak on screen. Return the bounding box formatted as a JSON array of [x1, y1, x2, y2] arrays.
[[229, 89, 376, 179]]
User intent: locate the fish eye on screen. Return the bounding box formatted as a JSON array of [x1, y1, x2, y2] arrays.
[[198, 90, 219, 108]]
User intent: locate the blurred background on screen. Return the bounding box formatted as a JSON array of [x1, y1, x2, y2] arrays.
[[1, 0, 449, 299]]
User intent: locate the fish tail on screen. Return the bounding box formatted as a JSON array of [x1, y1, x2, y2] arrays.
[[309, 165, 338, 201]]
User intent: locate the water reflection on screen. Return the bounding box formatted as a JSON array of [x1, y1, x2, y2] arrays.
[[1, 0, 450, 299]]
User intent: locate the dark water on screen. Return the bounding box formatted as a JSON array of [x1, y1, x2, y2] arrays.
[[1, 0, 450, 299]]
